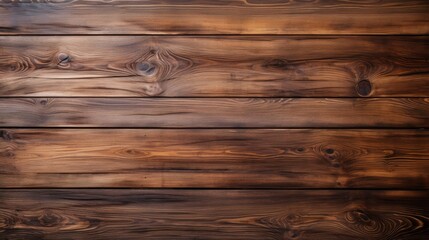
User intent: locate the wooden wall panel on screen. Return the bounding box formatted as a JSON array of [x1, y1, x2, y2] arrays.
[[1, 129, 428, 188], [1, 0, 428, 239], [0, 98, 428, 128], [1, 190, 428, 239], [1, 36, 428, 97], [0, 0, 428, 35]]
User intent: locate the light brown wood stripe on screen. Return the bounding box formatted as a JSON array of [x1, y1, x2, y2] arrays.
[[0, 98, 428, 128], [0, 0, 428, 35], [1, 190, 428, 239], [1, 129, 428, 188], [1, 36, 428, 97]]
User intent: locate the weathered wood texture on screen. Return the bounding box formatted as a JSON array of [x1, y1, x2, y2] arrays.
[[1, 36, 428, 97], [1, 0, 428, 238], [1, 0, 428, 35], [1, 129, 428, 188], [1, 190, 428, 240], [0, 98, 428, 128]]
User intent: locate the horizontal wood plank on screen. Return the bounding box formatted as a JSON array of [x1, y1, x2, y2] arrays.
[[0, 0, 428, 34], [0, 190, 428, 239], [1, 36, 428, 97], [1, 129, 428, 188], [0, 98, 428, 128]]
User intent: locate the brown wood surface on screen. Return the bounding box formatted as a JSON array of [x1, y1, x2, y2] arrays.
[[1, 0, 428, 35], [0, 98, 428, 128], [1, 190, 428, 240], [1, 36, 428, 97], [1, 129, 428, 188], [1, 1, 428, 239]]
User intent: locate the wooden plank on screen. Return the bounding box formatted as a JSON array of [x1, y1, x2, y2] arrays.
[[1, 36, 428, 97], [0, 190, 428, 239], [0, 98, 428, 128], [1, 129, 428, 188], [0, 1, 428, 35]]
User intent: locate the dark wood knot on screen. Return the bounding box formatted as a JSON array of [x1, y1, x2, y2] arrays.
[[57, 53, 71, 66], [323, 148, 340, 167], [286, 213, 299, 223], [136, 62, 156, 76], [264, 58, 289, 69], [356, 79, 372, 97], [1, 130, 13, 141], [296, 147, 304, 152], [39, 211, 61, 227], [346, 209, 373, 225], [8, 63, 16, 71], [283, 229, 300, 239], [325, 148, 334, 154], [1, 150, 15, 158]]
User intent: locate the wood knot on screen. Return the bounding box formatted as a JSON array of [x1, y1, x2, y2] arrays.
[[21, 210, 63, 228], [283, 229, 300, 239], [57, 53, 71, 66], [331, 162, 340, 168], [136, 62, 156, 76], [1, 150, 15, 158], [296, 147, 304, 153], [356, 79, 372, 97], [1, 130, 13, 141], [325, 148, 334, 154], [264, 58, 289, 69], [142, 83, 164, 96], [323, 148, 341, 168], [346, 209, 372, 225], [383, 149, 395, 158], [8, 63, 16, 71], [40, 99, 48, 106], [286, 214, 299, 223], [39, 210, 61, 227]]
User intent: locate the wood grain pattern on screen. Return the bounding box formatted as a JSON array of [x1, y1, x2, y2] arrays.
[[0, 98, 428, 128], [1, 0, 428, 35], [1, 0, 428, 239], [1, 36, 428, 97], [1, 190, 428, 239], [1, 129, 428, 188]]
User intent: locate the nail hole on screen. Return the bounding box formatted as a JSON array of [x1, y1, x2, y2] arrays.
[[356, 79, 372, 97]]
